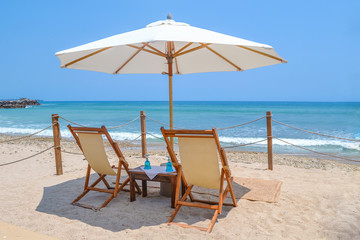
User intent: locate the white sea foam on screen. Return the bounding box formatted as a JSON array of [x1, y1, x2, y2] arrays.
[[219, 136, 360, 151], [0, 127, 159, 141], [0, 127, 359, 151], [0, 127, 55, 137], [109, 132, 143, 141]]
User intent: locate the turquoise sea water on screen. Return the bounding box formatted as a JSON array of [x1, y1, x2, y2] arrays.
[[0, 101, 359, 161]]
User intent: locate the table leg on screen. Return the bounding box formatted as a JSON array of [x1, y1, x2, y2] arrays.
[[170, 176, 175, 208], [181, 179, 186, 196], [142, 180, 147, 197], [130, 174, 135, 202]]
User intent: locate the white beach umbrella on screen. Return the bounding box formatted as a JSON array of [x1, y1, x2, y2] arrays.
[[56, 14, 287, 139]]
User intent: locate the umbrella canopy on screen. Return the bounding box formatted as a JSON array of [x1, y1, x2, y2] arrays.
[[56, 14, 287, 140], [56, 15, 286, 74]]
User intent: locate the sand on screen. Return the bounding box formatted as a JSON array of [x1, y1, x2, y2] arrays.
[[0, 135, 359, 239]]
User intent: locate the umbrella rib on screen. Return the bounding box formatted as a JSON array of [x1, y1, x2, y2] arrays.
[[114, 44, 147, 74], [174, 42, 193, 56], [200, 43, 242, 71], [143, 43, 167, 57], [127, 44, 166, 57], [63, 47, 112, 68], [173, 43, 211, 58], [237, 45, 287, 63]]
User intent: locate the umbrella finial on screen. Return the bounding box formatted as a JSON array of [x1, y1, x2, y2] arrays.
[[167, 13, 173, 20]]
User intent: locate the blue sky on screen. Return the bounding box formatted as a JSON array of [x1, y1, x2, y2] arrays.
[[0, 1, 359, 102]]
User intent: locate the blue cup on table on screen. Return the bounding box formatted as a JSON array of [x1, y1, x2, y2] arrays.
[[166, 156, 173, 172], [144, 154, 151, 169]]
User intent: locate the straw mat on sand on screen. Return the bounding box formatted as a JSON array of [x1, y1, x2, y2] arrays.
[[233, 177, 282, 203], [191, 177, 282, 203]]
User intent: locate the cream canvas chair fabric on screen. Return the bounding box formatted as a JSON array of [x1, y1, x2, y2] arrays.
[[178, 137, 220, 189], [68, 125, 140, 210], [78, 133, 116, 176], [161, 127, 237, 233]]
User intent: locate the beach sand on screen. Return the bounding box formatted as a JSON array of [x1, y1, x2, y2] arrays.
[[0, 135, 359, 239]]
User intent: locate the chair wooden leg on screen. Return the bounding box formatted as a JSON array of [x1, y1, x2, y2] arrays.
[[218, 169, 225, 214], [167, 178, 236, 233], [72, 174, 106, 204], [118, 177, 130, 191], [72, 173, 118, 210], [98, 194, 115, 210], [167, 185, 193, 224], [226, 176, 237, 207], [222, 186, 230, 204], [114, 162, 122, 197], [174, 168, 182, 207], [167, 204, 182, 223], [101, 175, 111, 189], [84, 165, 91, 191], [191, 198, 231, 206], [72, 189, 90, 205], [123, 164, 142, 194], [181, 174, 194, 201], [207, 210, 219, 233]]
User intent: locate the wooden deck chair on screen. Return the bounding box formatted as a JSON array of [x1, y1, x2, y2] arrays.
[[68, 125, 141, 211], [161, 127, 237, 233]]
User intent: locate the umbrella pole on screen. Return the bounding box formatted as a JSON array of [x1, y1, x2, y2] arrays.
[[168, 60, 174, 147], [167, 41, 174, 147]]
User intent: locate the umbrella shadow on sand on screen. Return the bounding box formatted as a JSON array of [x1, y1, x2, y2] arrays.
[[36, 173, 250, 232]]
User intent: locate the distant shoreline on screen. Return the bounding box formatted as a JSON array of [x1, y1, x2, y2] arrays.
[[0, 98, 40, 109], [26, 100, 360, 103]]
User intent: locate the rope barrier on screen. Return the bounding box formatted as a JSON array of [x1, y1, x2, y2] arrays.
[[146, 132, 179, 145], [223, 139, 267, 149], [217, 116, 266, 130], [61, 150, 83, 155], [146, 132, 166, 142], [272, 119, 360, 142], [59, 115, 140, 129], [107, 116, 140, 129], [146, 131, 178, 144], [145, 116, 183, 129], [0, 124, 54, 143], [146, 115, 266, 131], [58, 116, 90, 127], [0, 146, 55, 167], [122, 135, 142, 143], [273, 137, 360, 163]]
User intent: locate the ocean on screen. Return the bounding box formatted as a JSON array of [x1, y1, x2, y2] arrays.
[[0, 101, 359, 161]]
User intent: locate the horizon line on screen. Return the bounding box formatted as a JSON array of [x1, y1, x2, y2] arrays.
[[33, 100, 360, 103]]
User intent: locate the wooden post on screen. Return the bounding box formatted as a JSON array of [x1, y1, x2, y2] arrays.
[[140, 111, 147, 158], [266, 111, 273, 170], [52, 114, 63, 175]]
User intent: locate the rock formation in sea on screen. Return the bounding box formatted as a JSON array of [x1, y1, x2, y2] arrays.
[[0, 98, 41, 109]]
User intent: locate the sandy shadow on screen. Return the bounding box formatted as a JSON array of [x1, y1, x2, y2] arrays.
[[169, 182, 250, 228], [36, 174, 248, 232]]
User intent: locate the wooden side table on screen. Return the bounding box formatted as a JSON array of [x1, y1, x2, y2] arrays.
[[129, 167, 177, 208]]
